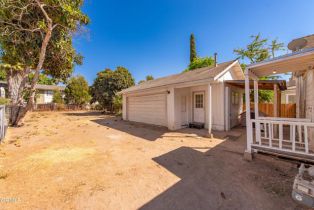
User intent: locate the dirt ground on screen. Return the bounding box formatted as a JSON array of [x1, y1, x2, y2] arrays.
[[0, 111, 306, 210]]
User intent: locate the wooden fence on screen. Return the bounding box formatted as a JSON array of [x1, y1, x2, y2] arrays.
[[243, 103, 296, 118], [34, 103, 87, 111]]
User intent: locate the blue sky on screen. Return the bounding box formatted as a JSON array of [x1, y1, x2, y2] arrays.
[[74, 0, 314, 84]]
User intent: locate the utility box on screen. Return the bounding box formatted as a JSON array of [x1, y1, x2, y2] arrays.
[[292, 164, 314, 207]]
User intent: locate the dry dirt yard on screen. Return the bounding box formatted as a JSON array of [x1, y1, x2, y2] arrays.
[[0, 111, 306, 210]]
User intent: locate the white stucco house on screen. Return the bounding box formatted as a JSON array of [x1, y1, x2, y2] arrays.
[[120, 60, 245, 135]]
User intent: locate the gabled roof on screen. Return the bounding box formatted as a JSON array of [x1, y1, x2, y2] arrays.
[[121, 60, 242, 94], [32, 84, 65, 91]]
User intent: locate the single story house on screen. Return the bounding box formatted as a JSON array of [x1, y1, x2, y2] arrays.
[[0, 81, 65, 104], [281, 77, 296, 104], [120, 60, 245, 134], [34, 84, 65, 104]]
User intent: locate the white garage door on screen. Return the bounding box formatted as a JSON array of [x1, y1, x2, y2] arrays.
[[127, 94, 167, 126]]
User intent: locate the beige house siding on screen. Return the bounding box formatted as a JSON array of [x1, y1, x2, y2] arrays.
[[295, 70, 314, 147], [281, 88, 296, 104], [305, 70, 314, 121], [36, 90, 46, 104], [211, 83, 226, 130]]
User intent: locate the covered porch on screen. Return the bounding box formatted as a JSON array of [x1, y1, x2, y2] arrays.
[[244, 48, 314, 161]]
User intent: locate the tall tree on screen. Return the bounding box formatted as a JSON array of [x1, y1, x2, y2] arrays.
[[64, 76, 90, 105], [138, 75, 154, 84], [146, 75, 154, 81], [234, 34, 270, 63], [190, 33, 197, 63], [184, 56, 215, 72], [91, 66, 134, 111], [234, 34, 286, 102], [28, 73, 56, 85], [270, 39, 285, 58], [0, 0, 89, 126]]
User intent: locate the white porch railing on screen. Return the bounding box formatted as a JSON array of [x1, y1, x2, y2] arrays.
[[250, 117, 314, 156]]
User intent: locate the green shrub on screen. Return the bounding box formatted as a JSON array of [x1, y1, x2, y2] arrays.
[[53, 90, 64, 104], [0, 97, 9, 105]]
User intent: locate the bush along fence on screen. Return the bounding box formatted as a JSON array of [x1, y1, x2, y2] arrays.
[[34, 103, 89, 111], [243, 103, 296, 118]]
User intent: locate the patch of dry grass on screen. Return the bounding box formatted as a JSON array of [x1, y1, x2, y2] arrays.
[[28, 147, 96, 164], [0, 171, 8, 179]]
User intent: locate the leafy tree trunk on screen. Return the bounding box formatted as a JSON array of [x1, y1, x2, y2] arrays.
[[7, 69, 29, 126], [10, 3, 53, 126]]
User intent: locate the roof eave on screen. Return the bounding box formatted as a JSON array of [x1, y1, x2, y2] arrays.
[[247, 47, 314, 69]]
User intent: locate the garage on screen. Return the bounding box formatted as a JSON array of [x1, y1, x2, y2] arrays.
[[127, 93, 167, 126]]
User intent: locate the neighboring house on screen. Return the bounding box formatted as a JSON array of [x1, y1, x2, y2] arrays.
[[33, 84, 65, 104], [120, 60, 245, 134], [281, 77, 296, 104], [0, 81, 65, 104], [244, 34, 314, 161]]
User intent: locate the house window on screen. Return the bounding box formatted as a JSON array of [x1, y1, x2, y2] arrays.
[[46, 90, 53, 96], [195, 94, 204, 108]]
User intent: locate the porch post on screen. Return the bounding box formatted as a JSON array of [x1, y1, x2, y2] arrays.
[[208, 84, 213, 137], [274, 84, 278, 117], [167, 87, 176, 130], [225, 86, 230, 131], [254, 79, 261, 146], [254, 80, 259, 119], [244, 68, 253, 160]]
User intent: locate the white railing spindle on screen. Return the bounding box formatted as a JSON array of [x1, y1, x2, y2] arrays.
[[292, 125, 296, 152], [304, 125, 309, 154], [250, 118, 314, 157], [279, 123, 283, 149]]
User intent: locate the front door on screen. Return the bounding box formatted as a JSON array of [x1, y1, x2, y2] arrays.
[[193, 92, 205, 123], [229, 90, 241, 128], [181, 96, 188, 126]]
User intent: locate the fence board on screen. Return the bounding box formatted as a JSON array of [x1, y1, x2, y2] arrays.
[[243, 103, 296, 118], [34, 103, 87, 111]]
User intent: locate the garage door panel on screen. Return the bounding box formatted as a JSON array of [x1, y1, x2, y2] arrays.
[[127, 94, 167, 126]]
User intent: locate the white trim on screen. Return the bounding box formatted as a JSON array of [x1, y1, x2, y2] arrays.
[[208, 84, 212, 135], [245, 69, 253, 153], [258, 116, 311, 122], [213, 60, 240, 80], [167, 87, 175, 130], [120, 78, 214, 95], [225, 86, 230, 131]]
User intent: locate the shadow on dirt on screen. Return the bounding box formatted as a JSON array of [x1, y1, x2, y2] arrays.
[[64, 111, 103, 117], [91, 117, 168, 141], [139, 143, 302, 210]]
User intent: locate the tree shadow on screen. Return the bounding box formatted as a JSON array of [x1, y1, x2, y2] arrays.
[[139, 140, 302, 210], [91, 117, 169, 141], [64, 111, 103, 117]]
